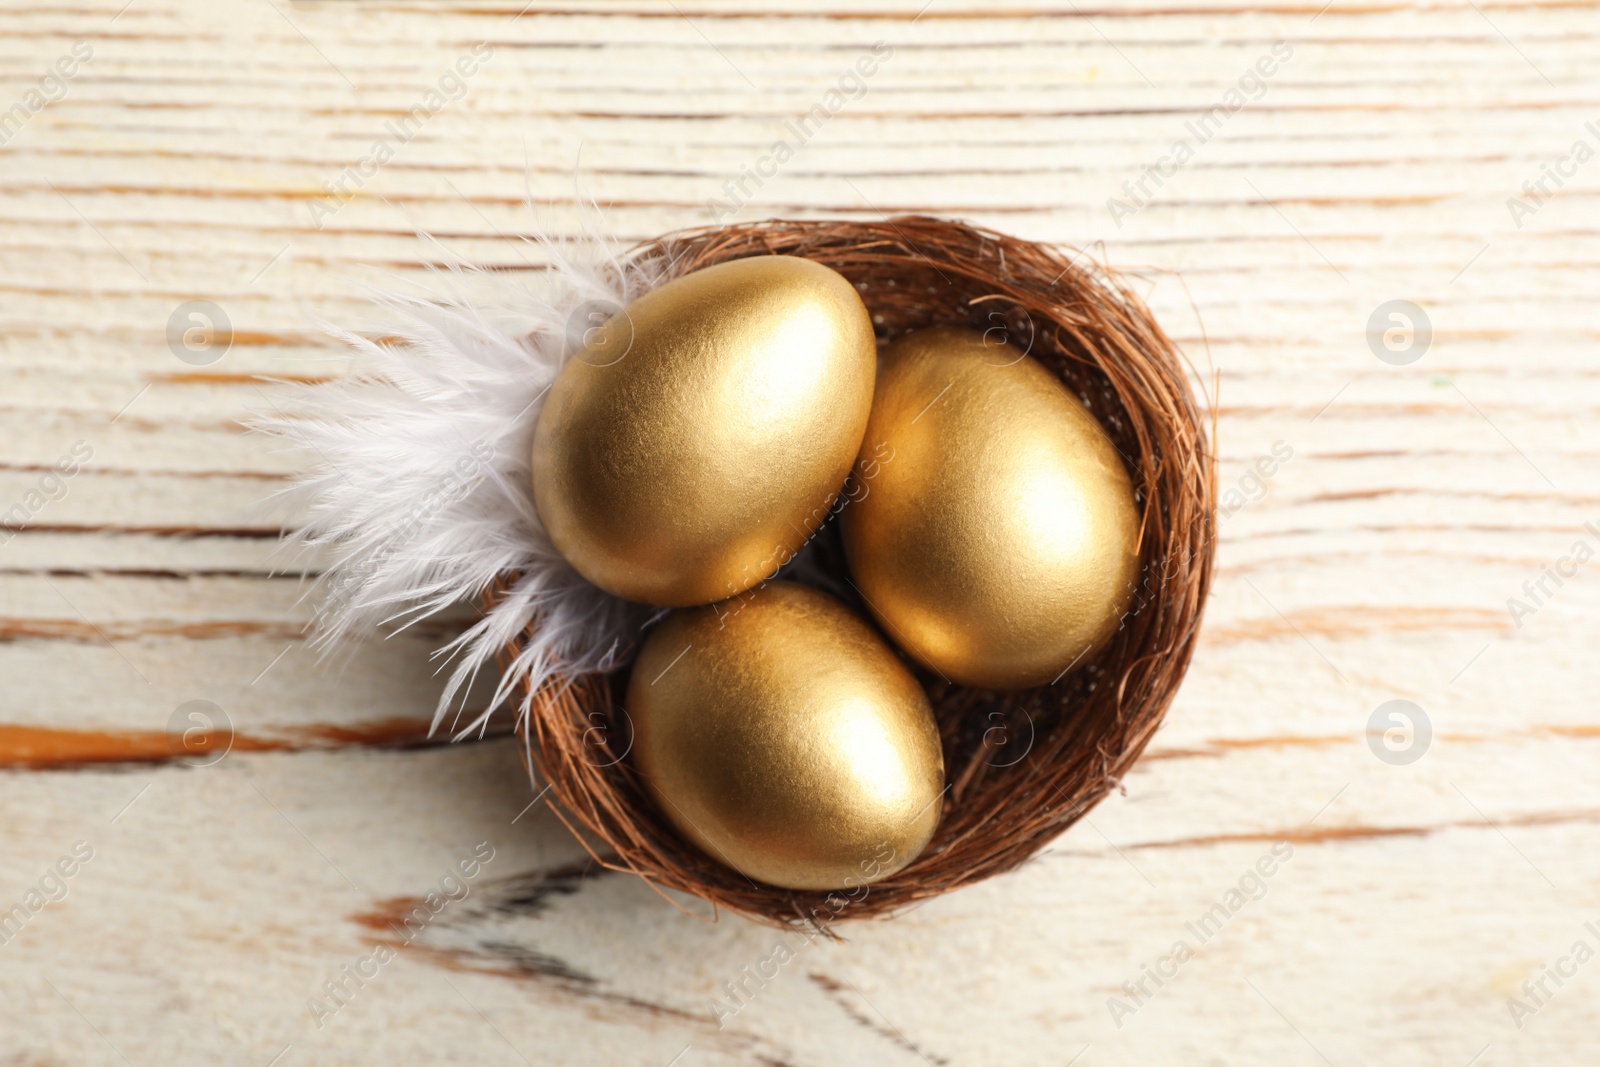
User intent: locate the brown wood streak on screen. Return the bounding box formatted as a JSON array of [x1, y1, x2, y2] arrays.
[[0, 0, 1588, 1057], [0, 616, 471, 642], [378, 1, 1597, 18], [16, 100, 1597, 126], [20, 0, 1597, 18], [153, 372, 339, 385], [14, 181, 1580, 215], [0, 465, 287, 480], [0, 717, 509, 770], [1204, 604, 1510, 643], [806, 972, 950, 1065], [345, 863, 780, 1050], [9, 148, 1596, 182], [1544, 724, 1600, 737], [0, 619, 306, 642], [1144, 734, 1354, 759], [1144, 725, 1600, 761], [1, 524, 281, 537], [1131, 806, 1600, 850], [0, 569, 280, 580]]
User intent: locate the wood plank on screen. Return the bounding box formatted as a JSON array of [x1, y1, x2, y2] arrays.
[[3, 0, 1598, 1062]]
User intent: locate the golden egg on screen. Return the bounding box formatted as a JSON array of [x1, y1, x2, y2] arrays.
[[626, 581, 944, 891], [840, 327, 1141, 690], [531, 256, 876, 607]]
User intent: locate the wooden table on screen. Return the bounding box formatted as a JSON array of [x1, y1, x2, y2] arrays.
[[3, 1, 1595, 1063]]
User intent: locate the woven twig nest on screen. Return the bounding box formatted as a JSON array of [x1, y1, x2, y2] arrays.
[[513, 216, 1215, 927]]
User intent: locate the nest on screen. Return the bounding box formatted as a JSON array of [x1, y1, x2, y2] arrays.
[[513, 216, 1216, 928]]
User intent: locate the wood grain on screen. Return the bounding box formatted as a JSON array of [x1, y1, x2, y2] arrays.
[[2, 1, 1597, 1064]]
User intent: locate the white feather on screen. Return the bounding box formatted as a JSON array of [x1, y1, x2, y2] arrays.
[[252, 216, 670, 740]]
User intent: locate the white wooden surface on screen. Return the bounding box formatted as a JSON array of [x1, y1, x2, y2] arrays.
[[3, 1, 1598, 1064]]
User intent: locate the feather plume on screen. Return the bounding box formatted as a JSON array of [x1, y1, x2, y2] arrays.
[[252, 217, 667, 739]]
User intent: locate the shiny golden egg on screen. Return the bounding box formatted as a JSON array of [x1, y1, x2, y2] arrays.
[[531, 256, 876, 607], [626, 581, 944, 891], [840, 327, 1141, 690]]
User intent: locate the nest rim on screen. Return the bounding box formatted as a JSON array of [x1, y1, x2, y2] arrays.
[[513, 215, 1217, 930]]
